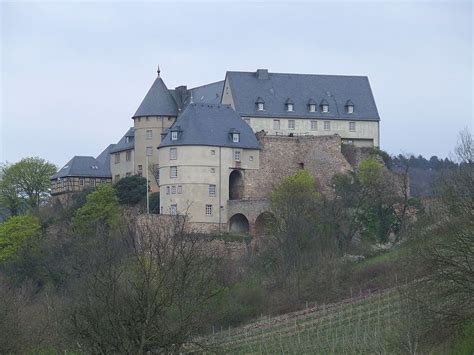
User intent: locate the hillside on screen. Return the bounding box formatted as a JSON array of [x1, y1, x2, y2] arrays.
[[191, 287, 403, 354]]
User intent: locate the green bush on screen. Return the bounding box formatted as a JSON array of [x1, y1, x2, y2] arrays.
[[0, 215, 41, 263], [114, 175, 147, 205]]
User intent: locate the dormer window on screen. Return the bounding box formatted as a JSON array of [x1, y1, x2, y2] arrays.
[[308, 99, 317, 113], [256, 97, 265, 111], [285, 98, 294, 112], [170, 125, 182, 141], [229, 128, 240, 143], [320, 99, 329, 113], [345, 100, 354, 114]]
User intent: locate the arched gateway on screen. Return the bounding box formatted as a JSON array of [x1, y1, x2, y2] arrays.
[[229, 213, 250, 234]]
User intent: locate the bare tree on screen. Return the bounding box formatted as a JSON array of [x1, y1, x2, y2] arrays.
[[67, 212, 223, 353]]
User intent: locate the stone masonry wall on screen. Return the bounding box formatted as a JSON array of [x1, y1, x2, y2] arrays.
[[243, 134, 352, 198]]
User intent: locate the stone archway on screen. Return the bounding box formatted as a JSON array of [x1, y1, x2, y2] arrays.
[[254, 211, 276, 237], [229, 170, 243, 200], [229, 213, 250, 234]]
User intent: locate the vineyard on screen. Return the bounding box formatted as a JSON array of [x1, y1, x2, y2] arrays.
[[190, 288, 405, 354]]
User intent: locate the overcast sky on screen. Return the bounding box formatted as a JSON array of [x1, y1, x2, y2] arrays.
[[1, 1, 472, 167]]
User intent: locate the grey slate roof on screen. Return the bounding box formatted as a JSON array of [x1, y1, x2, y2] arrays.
[[51, 156, 112, 179], [133, 76, 178, 117], [96, 144, 115, 175], [188, 81, 224, 105], [225, 71, 380, 121], [109, 127, 134, 153], [159, 103, 260, 149]]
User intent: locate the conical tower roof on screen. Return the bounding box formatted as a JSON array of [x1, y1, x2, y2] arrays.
[[133, 72, 178, 118]]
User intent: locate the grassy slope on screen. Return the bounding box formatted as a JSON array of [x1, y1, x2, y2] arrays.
[[191, 287, 402, 354]]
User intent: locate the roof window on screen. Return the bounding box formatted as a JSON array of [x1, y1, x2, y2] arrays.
[[320, 99, 329, 113], [345, 100, 354, 114], [256, 97, 265, 111], [308, 99, 317, 113], [285, 98, 294, 112]]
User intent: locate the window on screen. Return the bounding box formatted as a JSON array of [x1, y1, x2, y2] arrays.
[[288, 120, 295, 130], [114, 153, 120, 164], [273, 120, 280, 130], [211, 149, 216, 156], [232, 133, 240, 143], [138, 165, 142, 171], [126, 172, 132, 177], [170, 166, 177, 178], [287, 103, 294, 112], [234, 151, 241, 161], [146, 130, 153, 139], [311, 120, 317, 131], [166, 186, 170, 195], [177, 185, 182, 194], [125, 137, 130, 143], [349, 121, 356, 132], [170, 204, 177, 215], [79, 178, 84, 186], [90, 179, 96, 187], [146, 147, 153, 156], [171, 185, 176, 194], [170, 147, 177, 160], [210, 167, 216, 173], [171, 131, 178, 141], [126, 150, 131, 161], [258, 103, 264, 111], [309, 104, 316, 112], [209, 184, 216, 196], [324, 121, 331, 131], [347, 105, 354, 114], [249, 155, 254, 161], [205, 204, 213, 216], [114, 175, 120, 182], [322, 105, 329, 113]]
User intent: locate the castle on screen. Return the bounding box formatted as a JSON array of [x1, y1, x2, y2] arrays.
[[51, 68, 380, 234]]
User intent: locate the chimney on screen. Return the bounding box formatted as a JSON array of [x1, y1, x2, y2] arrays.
[[175, 85, 188, 108], [256, 69, 269, 80]]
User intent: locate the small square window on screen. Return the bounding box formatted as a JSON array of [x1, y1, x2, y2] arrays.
[[322, 105, 329, 113], [324, 121, 331, 131], [177, 185, 182, 194], [170, 166, 177, 178], [232, 133, 240, 143], [234, 151, 241, 161], [273, 120, 280, 130], [205, 204, 213, 216], [211, 150, 216, 156], [258, 103, 264, 111], [288, 120, 295, 130], [347, 106, 354, 114], [171, 185, 176, 194], [170, 204, 177, 215], [249, 155, 254, 161], [166, 186, 170, 195], [79, 178, 84, 186], [170, 147, 177, 160], [309, 104, 316, 112], [146, 130, 153, 139], [114, 153, 120, 164], [210, 167, 216, 173], [171, 131, 178, 141], [311, 121, 317, 131], [209, 184, 216, 196], [349, 122, 356, 132], [287, 104, 294, 112], [146, 147, 153, 156], [126, 172, 132, 177], [90, 179, 96, 187], [126, 151, 132, 161]]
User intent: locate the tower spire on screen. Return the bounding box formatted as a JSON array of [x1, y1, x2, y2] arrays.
[[157, 65, 161, 77]]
